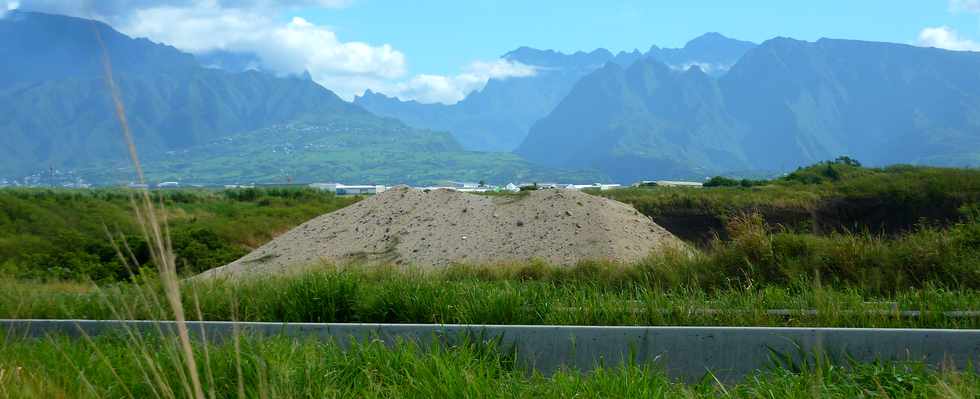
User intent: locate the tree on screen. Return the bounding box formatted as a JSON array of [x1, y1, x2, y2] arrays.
[[834, 156, 862, 167], [823, 163, 841, 181], [704, 176, 740, 187]]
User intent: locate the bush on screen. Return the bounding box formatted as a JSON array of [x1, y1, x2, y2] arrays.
[[704, 176, 740, 187], [0, 188, 357, 282]]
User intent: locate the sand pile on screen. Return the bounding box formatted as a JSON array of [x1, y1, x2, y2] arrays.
[[197, 187, 686, 279]]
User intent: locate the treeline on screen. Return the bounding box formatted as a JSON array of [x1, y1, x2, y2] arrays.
[[0, 188, 357, 281]]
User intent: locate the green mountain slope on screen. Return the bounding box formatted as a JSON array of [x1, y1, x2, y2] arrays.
[[516, 59, 748, 182], [0, 68, 365, 177], [84, 119, 605, 185], [0, 11, 366, 177], [517, 38, 980, 182], [721, 37, 980, 171]]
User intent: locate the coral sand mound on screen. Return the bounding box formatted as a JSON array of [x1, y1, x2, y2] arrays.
[[197, 187, 686, 279]]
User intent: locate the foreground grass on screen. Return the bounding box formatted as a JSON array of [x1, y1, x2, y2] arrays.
[[4, 265, 979, 329], [1, 333, 976, 398], [5, 210, 979, 328]]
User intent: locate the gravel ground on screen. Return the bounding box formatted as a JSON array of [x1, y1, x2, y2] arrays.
[[197, 187, 686, 279]]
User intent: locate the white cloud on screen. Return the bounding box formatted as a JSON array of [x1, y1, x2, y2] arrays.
[[950, 0, 980, 13], [122, 6, 406, 86], [917, 26, 980, 51], [379, 59, 538, 104], [1, 1, 18, 17], [669, 61, 731, 75], [11, 0, 538, 103]]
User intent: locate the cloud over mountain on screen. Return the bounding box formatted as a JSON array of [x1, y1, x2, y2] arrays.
[[918, 26, 980, 52], [386, 59, 538, 104], [8, 0, 533, 103]]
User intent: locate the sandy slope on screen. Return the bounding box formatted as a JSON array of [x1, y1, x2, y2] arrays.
[[197, 187, 686, 279]]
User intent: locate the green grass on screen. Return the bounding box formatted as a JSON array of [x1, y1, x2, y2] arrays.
[[1, 333, 976, 398], [0, 187, 359, 281], [4, 264, 979, 328], [4, 210, 980, 328], [3, 164, 980, 397]]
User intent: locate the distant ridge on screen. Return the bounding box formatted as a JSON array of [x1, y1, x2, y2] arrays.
[[355, 33, 758, 152], [516, 37, 980, 181]]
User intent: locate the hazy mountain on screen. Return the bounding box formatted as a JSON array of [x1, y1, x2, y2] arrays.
[[355, 34, 757, 152], [0, 11, 371, 177], [517, 37, 980, 181], [0, 10, 197, 88], [0, 68, 367, 176], [0, 10, 597, 184], [195, 50, 263, 72], [648, 32, 758, 76], [516, 59, 747, 182]]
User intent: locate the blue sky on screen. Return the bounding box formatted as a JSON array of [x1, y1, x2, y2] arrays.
[[10, 0, 980, 103], [300, 0, 980, 75]]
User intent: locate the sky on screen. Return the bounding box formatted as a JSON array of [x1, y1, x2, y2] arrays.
[[5, 0, 980, 104]]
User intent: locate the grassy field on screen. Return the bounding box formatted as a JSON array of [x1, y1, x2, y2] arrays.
[[2, 163, 980, 397], [0, 187, 358, 281], [1, 333, 977, 398], [3, 169, 980, 327], [3, 264, 979, 328]]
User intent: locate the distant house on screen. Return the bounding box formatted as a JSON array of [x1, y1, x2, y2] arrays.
[[156, 182, 180, 188], [504, 183, 520, 192], [448, 181, 480, 189], [309, 183, 386, 195]]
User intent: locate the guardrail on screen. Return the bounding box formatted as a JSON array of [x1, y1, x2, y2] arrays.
[[3, 319, 978, 381]]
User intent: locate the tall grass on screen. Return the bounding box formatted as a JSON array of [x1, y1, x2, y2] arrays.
[[95, 25, 205, 398], [1, 332, 977, 398], [4, 266, 979, 328]]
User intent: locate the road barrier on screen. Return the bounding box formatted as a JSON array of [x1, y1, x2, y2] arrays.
[[3, 319, 978, 381]]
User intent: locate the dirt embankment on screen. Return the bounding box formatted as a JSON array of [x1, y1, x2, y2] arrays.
[[198, 187, 686, 279]]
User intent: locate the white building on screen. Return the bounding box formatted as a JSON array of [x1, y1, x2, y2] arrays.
[[448, 181, 481, 189], [565, 183, 622, 191], [309, 183, 386, 195]]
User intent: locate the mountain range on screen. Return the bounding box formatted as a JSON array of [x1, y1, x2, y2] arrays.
[[3, 10, 980, 186], [0, 10, 597, 184], [516, 37, 980, 182], [354, 33, 757, 152]]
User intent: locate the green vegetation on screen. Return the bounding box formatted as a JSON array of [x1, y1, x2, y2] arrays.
[[2, 163, 980, 397], [2, 333, 977, 398], [3, 265, 978, 328], [602, 164, 980, 243], [4, 213, 980, 327], [0, 188, 358, 281]]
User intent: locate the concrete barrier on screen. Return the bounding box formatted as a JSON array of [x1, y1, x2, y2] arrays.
[[3, 319, 978, 381]]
